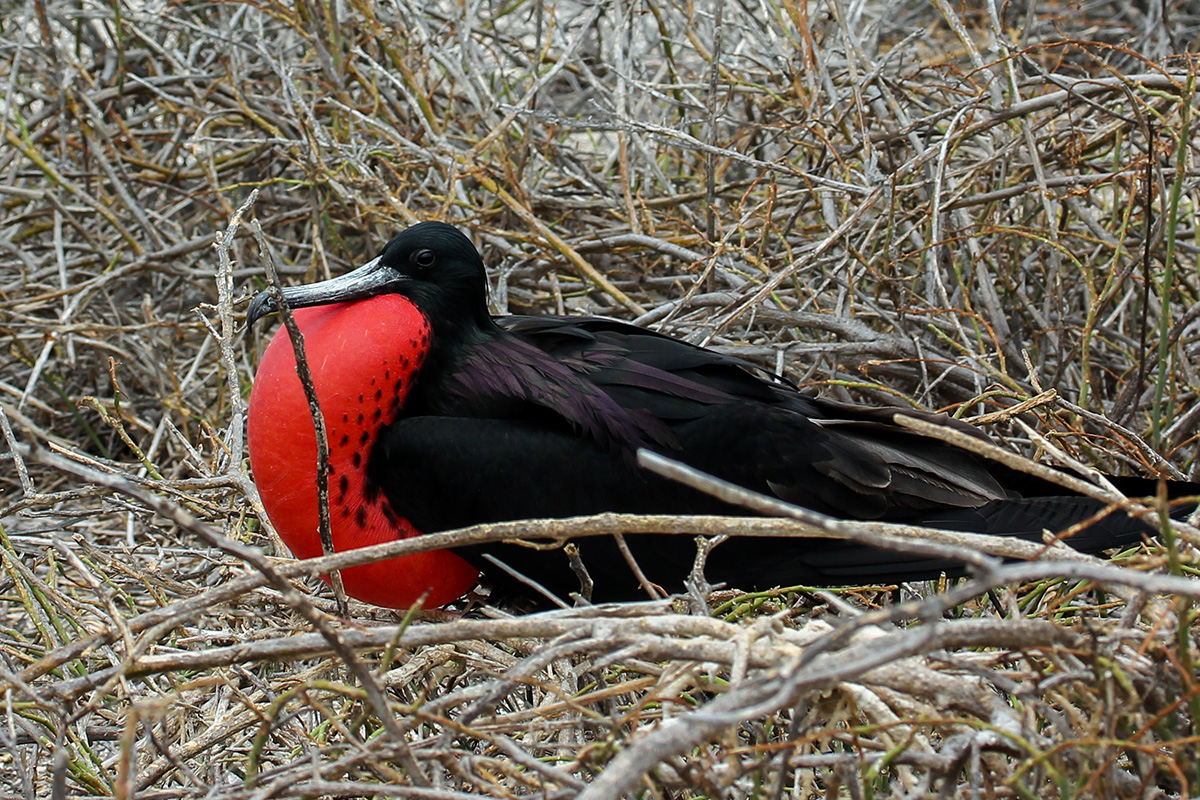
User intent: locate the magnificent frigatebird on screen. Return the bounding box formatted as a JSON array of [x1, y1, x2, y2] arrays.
[[246, 221, 1188, 608]]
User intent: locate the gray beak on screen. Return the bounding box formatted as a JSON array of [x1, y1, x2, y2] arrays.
[[246, 255, 398, 327]]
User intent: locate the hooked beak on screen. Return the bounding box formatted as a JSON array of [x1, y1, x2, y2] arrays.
[[246, 255, 402, 327]]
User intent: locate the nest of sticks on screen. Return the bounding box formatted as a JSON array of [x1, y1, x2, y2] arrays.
[[2, 0, 1200, 796]]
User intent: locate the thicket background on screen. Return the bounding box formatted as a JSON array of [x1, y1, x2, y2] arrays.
[[2, 0, 1200, 797]]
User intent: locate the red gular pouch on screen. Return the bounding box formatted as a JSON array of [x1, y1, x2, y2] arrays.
[[248, 295, 479, 609]]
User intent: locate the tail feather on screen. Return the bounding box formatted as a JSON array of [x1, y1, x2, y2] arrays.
[[766, 493, 1195, 586]]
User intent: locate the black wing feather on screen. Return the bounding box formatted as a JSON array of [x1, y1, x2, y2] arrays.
[[495, 315, 1015, 516], [368, 312, 1185, 601]]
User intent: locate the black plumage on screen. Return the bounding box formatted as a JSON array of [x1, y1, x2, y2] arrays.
[[249, 221, 1193, 604]]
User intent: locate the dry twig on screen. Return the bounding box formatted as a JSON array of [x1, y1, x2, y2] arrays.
[[2, 0, 1199, 796]]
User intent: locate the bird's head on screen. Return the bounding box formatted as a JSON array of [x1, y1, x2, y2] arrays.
[[247, 221, 493, 336]]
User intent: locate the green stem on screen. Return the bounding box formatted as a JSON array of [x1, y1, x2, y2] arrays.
[[1151, 72, 1194, 448]]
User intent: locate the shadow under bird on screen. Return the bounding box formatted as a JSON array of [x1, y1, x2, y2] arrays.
[[246, 221, 1193, 609]]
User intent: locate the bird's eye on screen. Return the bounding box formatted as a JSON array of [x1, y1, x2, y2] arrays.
[[410, 248, 436, 270]]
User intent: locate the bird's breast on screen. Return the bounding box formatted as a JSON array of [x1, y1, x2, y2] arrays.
[[247, 294, 479, 608]]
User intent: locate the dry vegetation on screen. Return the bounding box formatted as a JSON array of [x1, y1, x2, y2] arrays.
[[3, 0, 1200, 797]]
